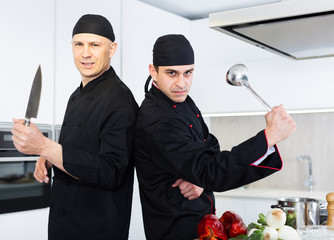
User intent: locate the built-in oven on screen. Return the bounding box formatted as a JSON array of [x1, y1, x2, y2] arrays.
[[0, 122, 53, 214]]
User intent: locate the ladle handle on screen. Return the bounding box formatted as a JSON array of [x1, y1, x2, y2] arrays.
[[245, 85, 272, 111]]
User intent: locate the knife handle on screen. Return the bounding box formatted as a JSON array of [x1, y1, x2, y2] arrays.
[[24, 118, 31, 127]]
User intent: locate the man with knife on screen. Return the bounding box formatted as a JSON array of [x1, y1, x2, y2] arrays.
[[134, 34, 296, 239], [11, 14, 138, 240]]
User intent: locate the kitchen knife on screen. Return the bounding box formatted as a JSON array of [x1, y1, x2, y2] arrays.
[[24, 65, 42, 126]]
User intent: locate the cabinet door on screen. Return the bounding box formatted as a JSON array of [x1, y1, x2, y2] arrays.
[[244, 198, 276, 225], [215, 196, 245, 219], [215, 196, 276, 225], [129, 197, 146, 240], [0, 0, 54, 123]]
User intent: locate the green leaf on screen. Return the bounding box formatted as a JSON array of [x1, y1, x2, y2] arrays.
[[228, 234, 249, 240], [257, 213, 267, 225], [247, 223, 260, 230], [248, 230, 264, 240], [247, 222, 265, 232]]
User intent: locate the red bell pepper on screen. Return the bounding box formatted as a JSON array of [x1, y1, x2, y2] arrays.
[[197, 214, 228, 240], [219, 211, 247, 238]]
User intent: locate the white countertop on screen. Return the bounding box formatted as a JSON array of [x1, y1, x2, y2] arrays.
[[214, 188, 329, 202]]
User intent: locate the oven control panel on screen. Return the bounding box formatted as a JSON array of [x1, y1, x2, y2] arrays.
[[0, 122, 53, 161]]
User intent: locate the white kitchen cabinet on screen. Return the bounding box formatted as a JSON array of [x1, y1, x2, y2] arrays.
[[189, 18, 334, 114], [0, 208, 48, 240], [129, 171, 146, 240], [243, 198, 277, 224], [215, 197, 246, 221], [215, 195, 276, 225], [0, 0, 54, 124]]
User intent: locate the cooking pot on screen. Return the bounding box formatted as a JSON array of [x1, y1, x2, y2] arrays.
[[272, 197, 323, 229]]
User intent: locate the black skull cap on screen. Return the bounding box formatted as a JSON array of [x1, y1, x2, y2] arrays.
[[153, 34, 194, 66], [72, 14, 115, 42]]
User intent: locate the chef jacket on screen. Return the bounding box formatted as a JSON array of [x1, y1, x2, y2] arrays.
[[49, 67, 138, 240], [134, 84, 282, 240]]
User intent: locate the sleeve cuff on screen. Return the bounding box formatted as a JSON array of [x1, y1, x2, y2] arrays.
[[251, 146, 276, 166]]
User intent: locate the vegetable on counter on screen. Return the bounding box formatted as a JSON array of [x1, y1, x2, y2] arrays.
[[262, 226, 278, 240], [265, 208, 286, 229], [197, 208, 301, 240], [247, 209, 301, 240], [197, 214, 228, 240], [258, 213, 267, 226], [229, 230, 264, 240], [277, 225, 301, 240], [285, 210, 297, 228], [219, 211, 248, 238], [248, 230, 265, 240]]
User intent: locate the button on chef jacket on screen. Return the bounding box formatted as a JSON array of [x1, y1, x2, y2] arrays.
[[49, 66, 138, 240], [134, 84, 282, 240]]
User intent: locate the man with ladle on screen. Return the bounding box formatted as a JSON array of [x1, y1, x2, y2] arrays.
[[133, 34, 296, 240]]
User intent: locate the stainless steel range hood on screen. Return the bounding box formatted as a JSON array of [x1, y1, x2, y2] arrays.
[[209, 0, 334, 60]]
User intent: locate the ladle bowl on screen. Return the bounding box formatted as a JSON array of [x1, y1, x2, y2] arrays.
[[226, 64, 249, 87], [226, 64, 272, 111]]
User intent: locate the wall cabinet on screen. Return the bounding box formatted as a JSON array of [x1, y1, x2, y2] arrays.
[[0, 0, 54, 124], [189, 19, 334, 114]]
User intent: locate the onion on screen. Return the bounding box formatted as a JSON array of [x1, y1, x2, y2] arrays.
[[278, 225, 301, 240], [263, 226, 278, 240], [266, 208, 286, 229]]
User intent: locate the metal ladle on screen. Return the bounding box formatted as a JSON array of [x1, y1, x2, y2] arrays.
[[226, 64, 272, 111]]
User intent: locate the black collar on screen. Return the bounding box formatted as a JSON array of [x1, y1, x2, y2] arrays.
[[80, 66, 116, 95]]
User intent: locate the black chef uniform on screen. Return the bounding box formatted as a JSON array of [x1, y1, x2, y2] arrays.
[[134, 84, 282, 240], [49, 66, 138, 240]]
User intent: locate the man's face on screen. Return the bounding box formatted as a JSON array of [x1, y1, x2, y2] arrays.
[[72, 33, 117, 85], [150, 64, 194, 103]]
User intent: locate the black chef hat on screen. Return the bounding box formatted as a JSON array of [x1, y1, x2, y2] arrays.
[[145, 34, 195, 93], [153, 34, 194, 66], [72, 14, 115, 42]]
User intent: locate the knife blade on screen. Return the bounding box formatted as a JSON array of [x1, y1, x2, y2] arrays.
[[24, 65, 42, 126]]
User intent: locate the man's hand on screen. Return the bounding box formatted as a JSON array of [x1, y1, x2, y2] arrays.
[[34, 157, 52, 183], [265, 105, 296, 148], [11, 118, 70, 177], [172, 178, 204, 200], [11, 118, 47, 155]]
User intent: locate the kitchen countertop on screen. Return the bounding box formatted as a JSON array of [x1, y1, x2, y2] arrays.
[[214, 188, 329, 202]]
